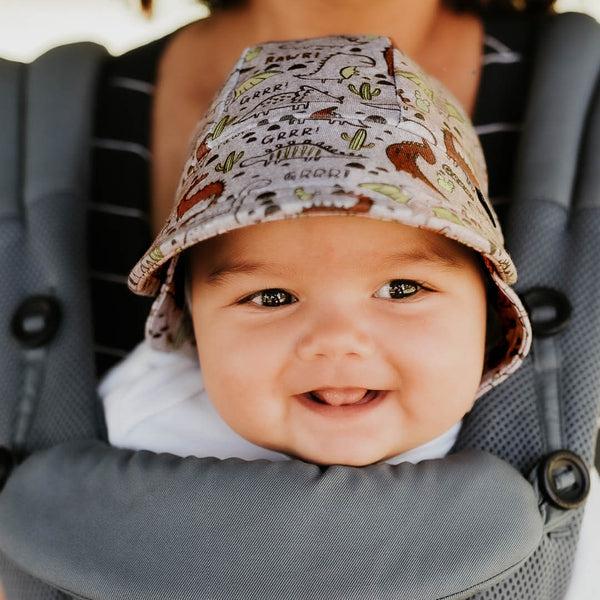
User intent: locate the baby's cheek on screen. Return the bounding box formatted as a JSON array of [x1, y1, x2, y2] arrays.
[[201, 360, 279, 435]]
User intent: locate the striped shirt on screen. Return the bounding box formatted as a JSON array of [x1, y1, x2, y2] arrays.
[[88, 14, 539, 376]]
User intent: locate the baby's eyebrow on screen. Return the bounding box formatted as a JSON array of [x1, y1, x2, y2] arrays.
[[380, 247, 465, 271], [204, 260, 275, 284]]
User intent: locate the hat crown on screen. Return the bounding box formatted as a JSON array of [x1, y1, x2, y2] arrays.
[[173, 36, 501, 275]]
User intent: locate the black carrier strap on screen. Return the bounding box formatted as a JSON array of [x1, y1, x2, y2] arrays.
[[0, 13, 599, 600]]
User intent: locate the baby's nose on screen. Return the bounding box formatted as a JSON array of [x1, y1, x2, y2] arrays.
[[295, 312, 376, 361]]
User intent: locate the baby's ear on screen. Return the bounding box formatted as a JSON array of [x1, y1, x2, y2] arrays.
[[178, 252, 199, 349], [473, 255, 505, 373], [483, 280, 506, 373], [170, 252, 189, 311], [179, 253, 193, 312]]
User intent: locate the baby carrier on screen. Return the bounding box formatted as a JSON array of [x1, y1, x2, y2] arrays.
[[0, 12, 598, 600]]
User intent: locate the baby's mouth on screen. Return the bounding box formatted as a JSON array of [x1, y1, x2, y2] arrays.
[[305, 388, 378, 407]]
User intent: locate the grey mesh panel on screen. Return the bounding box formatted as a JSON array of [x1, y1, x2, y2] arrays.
[[0, 57, 25, 450], [0, 44, 107, 600], [455, 12, 600, 600], [0, 56, 61, 600], [0, 443, 543, 600], [0, 58, 21, 223], [18, 43, 106, 451], [0, 43, 105, 451]]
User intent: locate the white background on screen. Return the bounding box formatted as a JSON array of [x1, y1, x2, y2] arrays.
[[0, 0, 599, 62]]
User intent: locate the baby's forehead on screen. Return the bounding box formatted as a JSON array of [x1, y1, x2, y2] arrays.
[[190, 215, 478, 272]]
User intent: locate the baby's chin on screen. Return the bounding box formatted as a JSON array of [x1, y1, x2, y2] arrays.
[[283, 445, 394, 467]]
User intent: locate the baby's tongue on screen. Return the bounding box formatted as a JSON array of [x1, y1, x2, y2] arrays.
[[311, 388, 369, 406]]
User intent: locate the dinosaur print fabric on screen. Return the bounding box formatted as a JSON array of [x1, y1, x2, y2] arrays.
[[128, 35, 531, 395]]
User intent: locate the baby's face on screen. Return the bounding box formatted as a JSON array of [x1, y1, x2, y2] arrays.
[[190, 216, 487, 466]]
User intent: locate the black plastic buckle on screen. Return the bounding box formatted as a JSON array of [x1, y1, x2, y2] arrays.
[[10, 295, 61, 349], [521, 287, 572, 338], [538, 450, 590, 510]]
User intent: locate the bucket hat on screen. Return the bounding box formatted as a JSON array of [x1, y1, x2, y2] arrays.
[[129, 35, 531, 395]]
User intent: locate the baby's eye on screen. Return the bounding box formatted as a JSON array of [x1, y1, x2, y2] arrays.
[[374, 280, 421, 300], [244, 289, 298, 307]]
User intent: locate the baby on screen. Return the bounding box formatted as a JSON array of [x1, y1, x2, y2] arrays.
[[101, 35, 531, 467]]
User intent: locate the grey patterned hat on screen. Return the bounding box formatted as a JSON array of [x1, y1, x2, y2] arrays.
[[129, 35, 531, 395]]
